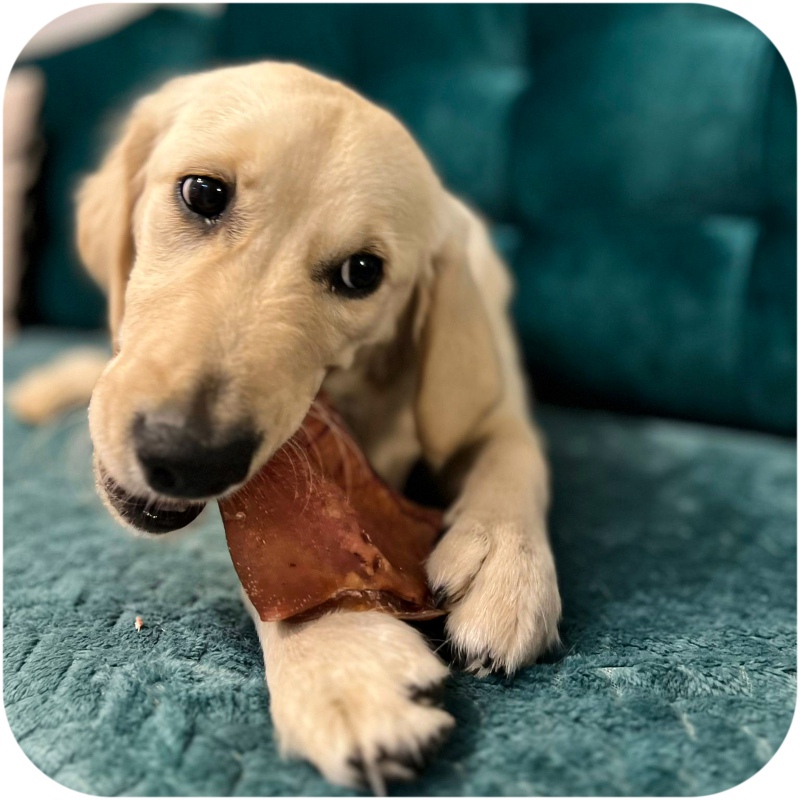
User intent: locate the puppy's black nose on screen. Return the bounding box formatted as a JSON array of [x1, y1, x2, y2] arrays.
[[133, 414, 260, 499]]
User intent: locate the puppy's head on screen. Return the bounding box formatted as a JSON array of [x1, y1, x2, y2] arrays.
[[78, 63, 499, 534]]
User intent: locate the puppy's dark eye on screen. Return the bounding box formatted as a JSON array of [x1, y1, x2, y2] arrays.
[[332, 253, 384, 298], [179, 176, 229, 219]]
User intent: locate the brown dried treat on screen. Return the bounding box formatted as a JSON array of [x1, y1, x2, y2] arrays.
[[219, 396, 445, 623]]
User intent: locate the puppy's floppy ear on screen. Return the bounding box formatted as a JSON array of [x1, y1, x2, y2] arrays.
[[414, 196, 503, 470], [76, 92, 167, 347]]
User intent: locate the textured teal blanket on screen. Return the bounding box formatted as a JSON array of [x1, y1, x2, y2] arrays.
[[4, 331, 796, 795]]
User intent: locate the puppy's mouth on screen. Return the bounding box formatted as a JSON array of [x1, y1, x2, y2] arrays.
[[98, 463, 206, 534]]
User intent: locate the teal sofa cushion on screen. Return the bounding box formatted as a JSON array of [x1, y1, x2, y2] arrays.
[[512, 217, 796, 433], [513, 5, 795, 220], [508, 3, 796, 434], [4, 330, 795, 795]]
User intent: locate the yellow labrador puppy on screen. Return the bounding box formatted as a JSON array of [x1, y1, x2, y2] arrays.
[[13, 62, 561, 790]]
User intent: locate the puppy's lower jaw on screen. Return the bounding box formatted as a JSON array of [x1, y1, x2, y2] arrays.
[[95, 459, 205, 534]]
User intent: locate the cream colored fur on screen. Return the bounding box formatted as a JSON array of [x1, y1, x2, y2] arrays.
[[8, 347, 108, 424], [12, 62, 561, 790]]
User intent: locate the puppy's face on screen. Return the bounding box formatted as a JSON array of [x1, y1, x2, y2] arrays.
[[83, 64, 444, 532]]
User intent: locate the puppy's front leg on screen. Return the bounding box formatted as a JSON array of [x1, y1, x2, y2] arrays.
[[427, 418, 562, 676], [244, 598, 454, 792]]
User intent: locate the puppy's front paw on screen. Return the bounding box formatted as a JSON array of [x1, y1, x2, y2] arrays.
[[267, 611, 454, 793], [427, 517, 561, 676]]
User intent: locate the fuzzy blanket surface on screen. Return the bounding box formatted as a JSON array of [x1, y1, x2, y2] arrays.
[[4, 330, 796, 796]]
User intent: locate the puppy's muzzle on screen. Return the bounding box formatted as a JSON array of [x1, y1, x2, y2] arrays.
[[133, 413, 261, 499], [101, 465, 206, 534]]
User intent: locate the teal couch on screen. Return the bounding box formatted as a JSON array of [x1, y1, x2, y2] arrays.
[[5, 4, 796, 795]]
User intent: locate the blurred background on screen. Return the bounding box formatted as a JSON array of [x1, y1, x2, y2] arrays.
[[6, 1, 796, 433], [3, 4, 797, 797]]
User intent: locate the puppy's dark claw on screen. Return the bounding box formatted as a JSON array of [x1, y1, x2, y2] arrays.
[[452, 647, 510, 677], [345, 714, 454, 795], [432, 586, 449, 609], [348, 753, 387, 796], [408, 678, 447, 708], [418, 723, 453, 766]]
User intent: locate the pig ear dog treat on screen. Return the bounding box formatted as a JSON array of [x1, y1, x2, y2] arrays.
[[219, 395, 446, 623]]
